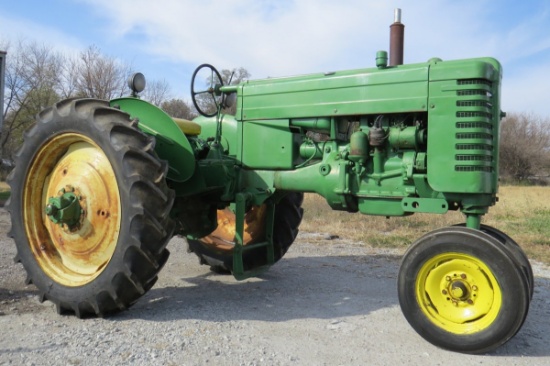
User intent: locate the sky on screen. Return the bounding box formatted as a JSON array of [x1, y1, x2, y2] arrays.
[[1, 0, 550, 117]]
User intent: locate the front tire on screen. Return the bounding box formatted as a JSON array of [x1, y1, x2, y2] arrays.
[[7, 98, 175, 317], [454, 223, 534, 300], [398, 226, 529, 354]]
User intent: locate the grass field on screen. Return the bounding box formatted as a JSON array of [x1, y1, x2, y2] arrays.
[[300, 186, 550, 265]]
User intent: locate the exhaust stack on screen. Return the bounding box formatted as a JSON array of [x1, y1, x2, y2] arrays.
[[389, 8, 404, 66]]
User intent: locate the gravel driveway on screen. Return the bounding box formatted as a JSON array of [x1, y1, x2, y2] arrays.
[[1, 208, 549, 365]]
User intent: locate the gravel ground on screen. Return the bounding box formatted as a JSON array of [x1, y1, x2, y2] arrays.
[[1, 207, 550, 365]]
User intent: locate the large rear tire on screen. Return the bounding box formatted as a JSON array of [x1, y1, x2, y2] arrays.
[[7, 98, 175, 317], [187, 192, 303, 273]]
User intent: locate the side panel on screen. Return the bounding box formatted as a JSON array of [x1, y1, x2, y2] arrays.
[[241, 120, 296, 169], [426, 58, 502, 194], [241, 65, 429, 120], [110, 98, 195, 182]]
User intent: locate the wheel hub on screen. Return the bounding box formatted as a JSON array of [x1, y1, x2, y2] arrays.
[[450, 280, 469, 300], [441, 273, 478, 306], [45, 186, 85, 231]]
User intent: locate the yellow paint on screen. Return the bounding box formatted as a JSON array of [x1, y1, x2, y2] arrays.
[[415, 252, 502, 334], [23, 133, 121, 287], [173, 118, 201, 136]]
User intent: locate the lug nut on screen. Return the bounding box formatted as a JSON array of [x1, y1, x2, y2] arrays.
[[472, 285, 478, 291], [445, 276, 451, 281], [442, 290, 448, 295], [460, 273, 467, 279]]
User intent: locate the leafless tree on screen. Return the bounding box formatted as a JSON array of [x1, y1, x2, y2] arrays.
[[220, 67, 250, 86], [1, 41, 64, 166], [142, 79, 171, 106], [499, 112, 550, 183], [73, 45, 131, 100], [161, 98, 197, 120]]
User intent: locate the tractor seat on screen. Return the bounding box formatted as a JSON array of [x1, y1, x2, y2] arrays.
[[173, 117, 201, 136]]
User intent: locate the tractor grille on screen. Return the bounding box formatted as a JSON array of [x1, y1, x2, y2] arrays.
[[453, 78, 495, 173]]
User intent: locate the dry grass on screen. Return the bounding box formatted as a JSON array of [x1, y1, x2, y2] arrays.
[[300, 186, 550, 264]]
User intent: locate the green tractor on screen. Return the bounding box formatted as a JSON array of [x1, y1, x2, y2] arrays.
[[7, 13, 533, 354]]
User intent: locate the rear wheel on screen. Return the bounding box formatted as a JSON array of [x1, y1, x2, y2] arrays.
[[398, 226, 530, 354], [7, 98, 175, 317], [187, 192, 303, 273]]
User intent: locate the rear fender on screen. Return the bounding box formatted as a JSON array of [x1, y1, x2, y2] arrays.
[[110, 97, 195, 182]]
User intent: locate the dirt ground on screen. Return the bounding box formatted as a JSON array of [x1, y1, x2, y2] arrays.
[[1, 207, 550, 365]]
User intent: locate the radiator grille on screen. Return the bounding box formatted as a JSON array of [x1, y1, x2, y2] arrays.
[[454, 78, 495, 173], [455, 155, 492, 162], [456, 111, 493, 119], [456, 132, 492, 140], [458, 89, 492, 97], [457, 100, 493, 109], [455, 166, 493, 172], [455, 143, 493, 151], [456, 122, 492, 130], [457, 79, 492, 87]]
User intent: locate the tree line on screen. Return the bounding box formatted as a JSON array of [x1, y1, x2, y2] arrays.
[[0, 41, 202, 167], [499, 112, 550, 184], [1, 40, 549, 184]]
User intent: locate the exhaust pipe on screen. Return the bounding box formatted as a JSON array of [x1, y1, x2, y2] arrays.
[[389, 8, 404, 66]]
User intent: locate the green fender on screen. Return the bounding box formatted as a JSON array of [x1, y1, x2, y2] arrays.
[[110, 97, 195, 182]]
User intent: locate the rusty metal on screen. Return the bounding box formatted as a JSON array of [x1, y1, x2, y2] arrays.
[[389, 8, 404, 66], [199, 205, 267, 251], [23, 133, 121, 287]]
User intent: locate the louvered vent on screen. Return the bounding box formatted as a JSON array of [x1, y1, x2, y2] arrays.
[[454, 78, 495, 173]]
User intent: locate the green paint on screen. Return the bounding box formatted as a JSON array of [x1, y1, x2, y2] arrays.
[[45, 192, 81, 228], [110, 97, 196, 182], [112, 56, 503, 277]]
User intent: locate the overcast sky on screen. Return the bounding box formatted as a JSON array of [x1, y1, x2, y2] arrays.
[[1, 0, 549, 117]]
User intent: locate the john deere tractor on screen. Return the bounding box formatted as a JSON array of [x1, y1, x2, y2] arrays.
[[7, 12, 533, 354]]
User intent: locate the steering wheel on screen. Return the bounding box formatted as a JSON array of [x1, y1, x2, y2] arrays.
[[191, 64, 224, 117]]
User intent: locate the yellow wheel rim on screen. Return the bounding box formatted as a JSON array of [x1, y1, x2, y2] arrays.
[[23, 133, 121, 287], [416, 252, 502, 334]]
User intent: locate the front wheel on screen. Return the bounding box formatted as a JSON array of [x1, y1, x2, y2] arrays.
[[398, 226, 530, 354], [7, 98, 175, 317], [454, 223, 534, 300]]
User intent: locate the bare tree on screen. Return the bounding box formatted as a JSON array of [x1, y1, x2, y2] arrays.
[[142, 79, 171, 106], [1, 41, 64, 166], [74, 45, 131, 99], [161, 98, 197, 120], [220, 67, 250, 86], [0, 40, 239, 173], [499, 112, 550, 183]]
